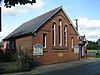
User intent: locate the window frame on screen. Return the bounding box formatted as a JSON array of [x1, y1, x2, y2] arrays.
[[52, 22, 56, 46], [43, 33, 47, 48], [64, 25, 67, 46], [71, 37, 74, 49], [58, 19, 62, 46]]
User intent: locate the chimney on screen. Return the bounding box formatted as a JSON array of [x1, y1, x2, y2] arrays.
[[75, 19, 78, 31]]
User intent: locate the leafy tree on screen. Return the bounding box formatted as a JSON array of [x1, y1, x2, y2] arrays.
[[96, 39, 100, 50], [87, 41, 98, 50], [4, 0, 36, 8], [96, 39, 100, 46]]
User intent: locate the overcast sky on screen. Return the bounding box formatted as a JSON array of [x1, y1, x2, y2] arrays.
[[0, 0, 100, 42]]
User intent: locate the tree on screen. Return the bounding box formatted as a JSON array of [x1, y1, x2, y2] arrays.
[[96, 39, 100, 46], [4, 0, 36, 8], [96, 39, 100, 50], [87, 41, 98, 50]]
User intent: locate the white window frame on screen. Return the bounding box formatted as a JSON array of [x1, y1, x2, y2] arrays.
[[52, 23, 56, 46], [59, 20, 62, 46], [64, 26, 67, 46], [71, 37, 74, 48], [43, 34, 47, 48]]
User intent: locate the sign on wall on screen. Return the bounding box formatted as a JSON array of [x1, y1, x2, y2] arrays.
[[74, 45, 79, 53], [33, 44, 43, 55]]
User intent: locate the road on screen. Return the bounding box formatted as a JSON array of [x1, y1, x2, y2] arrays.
[[34, 60, 100, 75], [2, 58, 100, 75]]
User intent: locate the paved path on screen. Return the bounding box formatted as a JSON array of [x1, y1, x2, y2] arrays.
[[2, 58, 100, 75]]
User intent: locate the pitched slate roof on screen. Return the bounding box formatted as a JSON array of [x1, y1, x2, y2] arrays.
[[3, 6, 79, 40]]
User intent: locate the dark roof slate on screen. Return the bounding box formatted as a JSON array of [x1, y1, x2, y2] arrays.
[[3, 6, 79, 40], [4, 6, 61, 40]]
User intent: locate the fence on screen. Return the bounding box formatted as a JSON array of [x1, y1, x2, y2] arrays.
[[87, 52, 96, 57], [0, 61, 31, 74], [0, 48, 35, 74], [87, 50, 100, 57]]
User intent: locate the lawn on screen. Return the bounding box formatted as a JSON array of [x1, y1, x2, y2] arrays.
[[87, 50, 100, 58], [87, 50, 100, 53]]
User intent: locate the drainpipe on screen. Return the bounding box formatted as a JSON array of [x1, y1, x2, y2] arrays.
[[76, 19, 80, 60]]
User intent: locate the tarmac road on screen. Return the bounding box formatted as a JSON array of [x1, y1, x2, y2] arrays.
[[2, 58, 100, 75], [35, 59, 100, 75]]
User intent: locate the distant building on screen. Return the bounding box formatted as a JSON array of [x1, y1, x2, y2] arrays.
[[3, 6, 87, 64], [79, 35, 88, 58]]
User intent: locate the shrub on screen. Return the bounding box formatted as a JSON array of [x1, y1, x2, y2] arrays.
[[0, 50, 34, 73], [96, 53, 100, 58], [12, 50, 34, 68]]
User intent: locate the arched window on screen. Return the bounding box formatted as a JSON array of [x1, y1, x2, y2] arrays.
[[64, 25, 67, 46], [52, 23, 56, 46], [43, 33, 47, 48], [71, 37, 74, 48], [59, 19, 62, 46]]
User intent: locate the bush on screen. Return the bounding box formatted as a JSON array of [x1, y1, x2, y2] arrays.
[[12, 50, 32, 62], [12, 50, 34, 68], [96, 53, 100, 58], [0, 50, 33, 73], [0, 50, 14, 62], [0, 49, 34, 73]]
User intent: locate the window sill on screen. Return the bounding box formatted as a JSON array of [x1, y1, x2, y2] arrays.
[[71, 48, 74, 52], [52, 50, 68, 52], [52, 46, 68, 51], [43, 48, 48, 51]]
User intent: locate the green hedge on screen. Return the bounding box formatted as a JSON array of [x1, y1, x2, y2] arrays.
[[96, 53, 100, 58]]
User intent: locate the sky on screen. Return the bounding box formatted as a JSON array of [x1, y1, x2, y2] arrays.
[[0, 0, 100, 42]]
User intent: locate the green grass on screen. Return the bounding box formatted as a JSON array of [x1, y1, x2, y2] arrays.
[[87, 50, 99, 53], [87, 50, 100, 58]]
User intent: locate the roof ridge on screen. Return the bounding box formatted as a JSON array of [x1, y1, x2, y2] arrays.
[[3, 6, 62, 40], [31, 6, 62, 33], [3, 6, 80, 41], [23, 6, 61, 25]]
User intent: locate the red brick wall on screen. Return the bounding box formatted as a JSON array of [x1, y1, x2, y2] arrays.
[[16, 36, 33, 56], [15, 9, 79, 64], [31, 9, 79, 64]]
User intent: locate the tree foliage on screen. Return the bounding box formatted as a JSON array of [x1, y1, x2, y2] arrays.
[[4, 0, 36, 8], [96, 39, 100, 49], [87, 39, 100, 50], [96, 39, 100, 46], [87, 41, 98, 50]]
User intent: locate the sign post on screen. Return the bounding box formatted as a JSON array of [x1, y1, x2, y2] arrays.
[[33, 44, 43, 56]]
